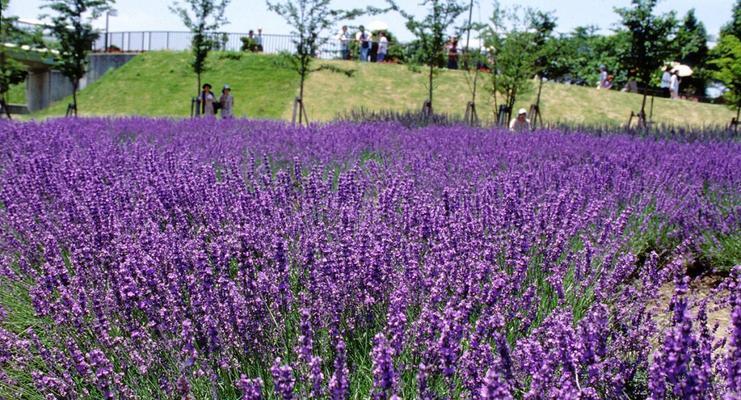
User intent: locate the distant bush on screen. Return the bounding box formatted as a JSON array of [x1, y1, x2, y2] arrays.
[[217, 51, 242, 61]]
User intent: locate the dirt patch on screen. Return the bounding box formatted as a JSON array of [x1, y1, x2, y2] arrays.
[[650, 274, 731, 348]]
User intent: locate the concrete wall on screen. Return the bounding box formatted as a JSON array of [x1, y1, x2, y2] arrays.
[[23, 53, 137, 112], [83, 53, 137, 88], [26, 69, 75, 112]]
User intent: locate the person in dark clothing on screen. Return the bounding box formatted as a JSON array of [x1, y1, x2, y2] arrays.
[[447, 37, 458, 70]]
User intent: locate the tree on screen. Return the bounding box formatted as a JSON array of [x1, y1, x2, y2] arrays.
[[460, 17, 487, 125], [268, 0, 361, 125], [0, 0, 32, 118], [710, 29, 741, 128], [170, 0, 229, 98], [544, 27, 629, 88], [528, 10, 557, 127], [674, 9, 709, 97], [386, 0, 468, 115], [44, 0, 113, 117], [720, 0, 741, 39], [482, 2, 542, 125], [614, 0, 676, 125]]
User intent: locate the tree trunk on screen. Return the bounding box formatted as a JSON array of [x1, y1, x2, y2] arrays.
[[72, 79, 79, 117], [299, 69, 306, 126], [428, 62, 434, 109], [536, 76, 544, 108], [197, 73, 201, 97], [639, 88, 648, 128]]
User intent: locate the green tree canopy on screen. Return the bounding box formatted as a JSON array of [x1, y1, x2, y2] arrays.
[[267, 0, 362, 125], [720, 0, 741, 39], [1, 0, 31, 111], [483, 2, 552, 121], [674, 9, 709, 96], [170, 0, 230, 96], [710, 30, 741, 119], [386, 0, 469, 112], [614, 0, 676, 120], [44, 0, 114, 116]]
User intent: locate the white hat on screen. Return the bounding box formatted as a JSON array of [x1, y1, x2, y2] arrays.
[[223, 84, 230, 90], [518, 108, 527, 115]]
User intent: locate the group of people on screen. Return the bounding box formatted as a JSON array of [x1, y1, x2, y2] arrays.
[[335, 26, 463, 68], [337, 25, 389, 62], [246, 29, 264, 52], [597, 65, 682, 99], [198, 83, 234, 118], [661, 66, 682, 99]]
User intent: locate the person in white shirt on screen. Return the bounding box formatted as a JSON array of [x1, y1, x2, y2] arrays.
[[377, 32, 388, 62], [670, 71, 680, 99], [337, 25, 350, 60], [255, 28, 263, 52], [509, 108, 530, 132], [660, 66, 672, 97], [597, 65, 607, 89]]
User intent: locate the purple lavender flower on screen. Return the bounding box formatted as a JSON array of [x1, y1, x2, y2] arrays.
[[329, 338, 349, 400], [271, 358, 295, 400], [236, 375, 263, 400], [0, 119, 738, 398], [480, 369, 512, 400], [371, 333, 397, 400]]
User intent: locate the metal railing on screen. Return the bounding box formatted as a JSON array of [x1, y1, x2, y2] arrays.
[[93, 31, 349, 59], [11, 20, 57, 43]]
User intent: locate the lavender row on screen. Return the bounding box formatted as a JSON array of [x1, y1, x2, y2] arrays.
[[0, 118, 739, 399]]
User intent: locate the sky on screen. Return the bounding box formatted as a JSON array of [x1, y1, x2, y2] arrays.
[[8, 0, 736, 42]]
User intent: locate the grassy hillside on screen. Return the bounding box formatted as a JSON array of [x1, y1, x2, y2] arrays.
[[27, 51, 735, 127], [297, 60, 735, 127], [34, 51, 298, 118]]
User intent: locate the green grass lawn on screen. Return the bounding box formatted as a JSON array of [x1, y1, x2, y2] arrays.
[[34, 51, 299, 119], [26, 51, 736, 127]]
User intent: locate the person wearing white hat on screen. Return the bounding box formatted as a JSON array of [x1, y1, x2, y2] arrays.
[[220, 84, 234, 119], [509, 108, 530, 132]]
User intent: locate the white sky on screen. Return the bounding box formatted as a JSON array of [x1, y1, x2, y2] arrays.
[[8, 0, 736, 42]]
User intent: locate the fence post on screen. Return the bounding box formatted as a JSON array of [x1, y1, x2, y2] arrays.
[[166, 32, 170, 50]]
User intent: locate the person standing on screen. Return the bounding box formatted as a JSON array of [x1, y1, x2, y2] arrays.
[[370, 32, 379, 62], [447, 37, 458, 69], [256, 28, 264, 52], [337, 25, 350, 60], [356, 26, 370, 62], [220, 85, 234, 119], [201, 83, 215, 117], [660, 66, 672, 97], [377, 32, 388, 62], [509, 108, 531, 132], [670, 70, 680, 99], [597, 65, 608, 89]]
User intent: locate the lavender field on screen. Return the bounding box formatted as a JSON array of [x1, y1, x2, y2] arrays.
[[0, 118, 739, 399]]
